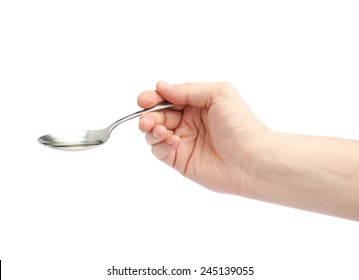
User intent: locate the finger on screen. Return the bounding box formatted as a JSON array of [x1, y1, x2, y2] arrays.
[[145, 125, 172, 145], [151, 135, 181, 162], [137, 90, 165, 108], [138, 110, 182, 133], [156, 81, 236, 108]]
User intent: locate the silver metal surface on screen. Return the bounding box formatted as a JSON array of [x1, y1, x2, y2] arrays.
[[38, 101, 174, 151]]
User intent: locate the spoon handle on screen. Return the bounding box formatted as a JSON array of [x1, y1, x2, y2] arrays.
[[108, 101, 174, 132]]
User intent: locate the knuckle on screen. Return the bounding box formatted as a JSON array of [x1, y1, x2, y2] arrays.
[[211, 82, 237, 104], [217, 81, 234, 93], [175, 82, 194, 94]]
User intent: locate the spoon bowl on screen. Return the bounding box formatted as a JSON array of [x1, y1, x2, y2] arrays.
[[38, 129, 109, 150], [38, 102, 173, 151]]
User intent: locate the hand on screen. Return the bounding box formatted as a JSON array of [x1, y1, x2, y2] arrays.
[[138, 81, 359, 220], [137, 81, 270, 194]]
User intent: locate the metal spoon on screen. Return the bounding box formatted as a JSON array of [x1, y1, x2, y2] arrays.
[[38, 101, 173, 151]]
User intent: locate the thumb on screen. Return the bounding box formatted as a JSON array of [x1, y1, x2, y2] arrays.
[[156, 81, 235, 108]]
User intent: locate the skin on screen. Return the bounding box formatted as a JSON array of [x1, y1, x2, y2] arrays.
[[138, 81, 359, 221]]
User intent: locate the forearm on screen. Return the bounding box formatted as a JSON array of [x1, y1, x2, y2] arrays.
[[243, 132, 359, 221]]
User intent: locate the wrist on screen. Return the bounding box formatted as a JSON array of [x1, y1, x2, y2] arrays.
[[239, 129, 281, 196], [240, 131, 316, 202]]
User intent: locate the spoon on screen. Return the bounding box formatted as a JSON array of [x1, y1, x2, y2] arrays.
[[38, 101, 174, 151]]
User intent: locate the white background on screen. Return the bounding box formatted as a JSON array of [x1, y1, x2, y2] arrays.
[[1, 0, 359, 279]]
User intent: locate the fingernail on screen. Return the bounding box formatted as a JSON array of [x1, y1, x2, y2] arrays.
[[160, 81, 170, 87], [168, 136, 178, 146], [152, 130, 158, 139]]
